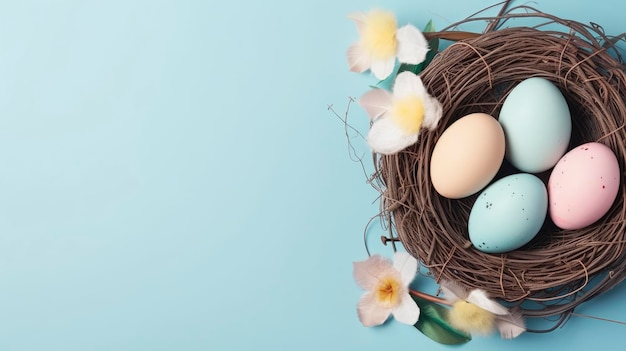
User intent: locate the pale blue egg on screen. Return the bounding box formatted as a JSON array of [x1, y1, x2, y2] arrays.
[[499, 77, 571, 173], [468, 173, 548, 253]]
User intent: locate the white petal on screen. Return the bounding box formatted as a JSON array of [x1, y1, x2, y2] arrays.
[[357, 292, 392, 326], [393, 71, 442, 130], [421, 95, 443, 130], [466, 289, 509, 315], [439, 280, 465, 303], [393, 71, 428, 99], [353, 254, 393, 290], [367, 117, 418, 154], [348, 12, 367, 35], [359, 89, 392, 120], [495, 308, 526, 339], [391, 294, 420, 325], [347, 44, 371, 73], [370, 57, 396, 80], [392, 252, 418, 286], [396, 25, 429, 64]]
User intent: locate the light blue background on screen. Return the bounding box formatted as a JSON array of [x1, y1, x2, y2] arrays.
[[0, 0, 625, 350]]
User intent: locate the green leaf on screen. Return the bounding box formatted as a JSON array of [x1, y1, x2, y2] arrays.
[[423, 20, 439, 52], [397, 62, 420, 75], [412, 296, 472, 345], [421, 20, 440, 71], [422, 19, 435, 34]]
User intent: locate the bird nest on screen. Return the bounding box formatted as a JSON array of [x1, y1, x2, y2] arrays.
[[374, 5, 626, 322]]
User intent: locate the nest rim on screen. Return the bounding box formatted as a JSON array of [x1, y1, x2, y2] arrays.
[[375, 13, 626, 321]]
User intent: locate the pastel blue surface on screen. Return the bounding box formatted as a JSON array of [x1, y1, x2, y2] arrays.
[[0, 0, 625, 350]]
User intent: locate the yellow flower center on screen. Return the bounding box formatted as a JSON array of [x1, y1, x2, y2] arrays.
[[448, 301, 495, 335], [391, 96, 425, 134], [361, 10, 398, 60], [375, 275, 401, 308]]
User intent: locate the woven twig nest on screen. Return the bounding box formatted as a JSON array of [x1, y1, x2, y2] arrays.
[[375, 7, 626, 321]]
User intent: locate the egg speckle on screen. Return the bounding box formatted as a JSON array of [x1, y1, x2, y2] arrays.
[[468, 173, 548, 253], [548, 142, 620, 230]]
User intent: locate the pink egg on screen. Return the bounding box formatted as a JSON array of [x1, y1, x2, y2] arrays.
[[548, 142, 620, 230]]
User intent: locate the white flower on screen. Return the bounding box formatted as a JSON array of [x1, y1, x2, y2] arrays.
[[353, 252, 420, 326], [440, 280, 526, 339], [347, 10, 429, 80], [359, 71, 442, 155]]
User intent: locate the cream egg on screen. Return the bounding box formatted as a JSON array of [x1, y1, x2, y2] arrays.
[[430, 113, 505, 199]]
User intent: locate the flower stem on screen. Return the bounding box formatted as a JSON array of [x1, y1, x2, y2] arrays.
[[409, 289, 452, 306]]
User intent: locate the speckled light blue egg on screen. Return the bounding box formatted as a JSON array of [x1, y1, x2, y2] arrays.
[[468, 173, 548, 253], [498, 77, 571, 173]]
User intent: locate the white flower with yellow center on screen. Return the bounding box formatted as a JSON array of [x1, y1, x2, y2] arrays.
[[347, 10, 429, 80], [353, 252, 420, 326], [440, 280, 526, 339], [359, 71, 442, 155]]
